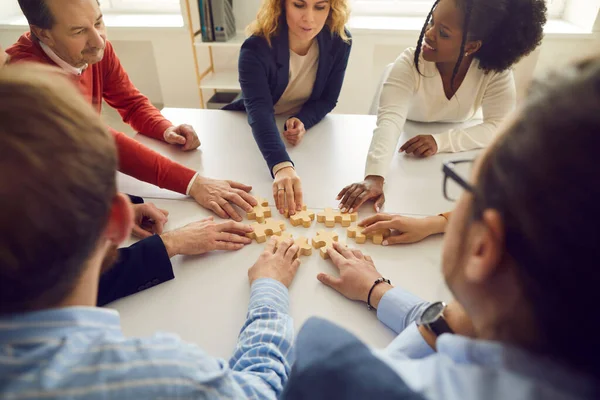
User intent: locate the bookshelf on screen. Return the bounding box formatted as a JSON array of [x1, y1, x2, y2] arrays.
[[183, 0, 244, 108]]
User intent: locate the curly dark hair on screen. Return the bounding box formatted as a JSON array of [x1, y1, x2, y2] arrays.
[[415, 0, 547, 89]]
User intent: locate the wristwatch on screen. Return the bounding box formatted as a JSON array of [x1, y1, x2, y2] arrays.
[[417, 301, 454, 337]]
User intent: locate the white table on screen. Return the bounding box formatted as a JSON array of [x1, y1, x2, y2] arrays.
[[118, 109, 481, 216], [110, 109, 480, 359]]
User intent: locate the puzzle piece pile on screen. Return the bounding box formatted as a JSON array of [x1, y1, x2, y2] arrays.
[[244, 198, 386, 261]]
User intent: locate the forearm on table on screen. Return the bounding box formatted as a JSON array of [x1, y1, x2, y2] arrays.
[[250, 124, 292, 176], [295, 99, 336, 130], [229, 279, 294, 397], [375, 286, 430, 334], [111, 129, 196, 194], [424, 215, 449, 236], [116, 97, 173, 141], [434, 120, 501, 153], [365, 120, 405, 178]]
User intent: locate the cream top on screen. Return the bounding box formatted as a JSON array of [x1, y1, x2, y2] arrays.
[[273, 40, 319, 116], [366, 47, 516, 179]]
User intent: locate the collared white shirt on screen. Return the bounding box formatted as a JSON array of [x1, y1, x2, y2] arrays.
[[39, 41, 87, 76]]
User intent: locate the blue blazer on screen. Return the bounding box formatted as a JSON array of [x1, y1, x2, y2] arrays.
[[282, 317, 426, 400], [223, 22, 352, 175]]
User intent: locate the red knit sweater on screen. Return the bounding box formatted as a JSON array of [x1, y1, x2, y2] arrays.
[[7, 33, 196, 194]]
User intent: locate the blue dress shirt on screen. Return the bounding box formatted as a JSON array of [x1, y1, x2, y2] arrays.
[[284, 287, 598, 400], [0, 278, 293, 399]]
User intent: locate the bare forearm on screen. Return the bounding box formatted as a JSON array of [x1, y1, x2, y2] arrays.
[[424, 215, 448, 236]]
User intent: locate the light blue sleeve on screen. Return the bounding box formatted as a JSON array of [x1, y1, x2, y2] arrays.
[[228, 278, 294, 399], [375, 287, 435, 360], [376, 287, 430, 334]]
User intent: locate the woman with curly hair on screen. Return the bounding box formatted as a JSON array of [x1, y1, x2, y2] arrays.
[[224, 0, 351, 216], [337, 0, 547, 215]]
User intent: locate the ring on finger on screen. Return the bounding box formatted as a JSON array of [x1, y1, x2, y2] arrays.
[[278, 188, 285, 192]]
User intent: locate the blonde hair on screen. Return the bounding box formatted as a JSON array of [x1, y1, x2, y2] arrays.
[[247, 0, 351, 46]]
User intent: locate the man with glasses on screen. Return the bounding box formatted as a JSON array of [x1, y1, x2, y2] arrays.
[[283, 159, 482, 399]]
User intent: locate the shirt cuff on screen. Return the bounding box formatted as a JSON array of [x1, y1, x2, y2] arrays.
[[249, 278, 290, 315], [158, 121, 174, 142], [384, 323, 435, 359], [377, 287, 429, 334], [272, 162, 294, 176], [433, 132, 451, 153], [365, 160, 388, 180], [127, 194, 145, 205], [185, 173, 199, 196]]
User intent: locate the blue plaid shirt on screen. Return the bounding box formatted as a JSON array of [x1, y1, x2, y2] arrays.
[[0, 278, 293, 400]]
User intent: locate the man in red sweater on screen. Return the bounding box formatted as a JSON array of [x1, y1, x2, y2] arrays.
[[8, 0, 257, 222]]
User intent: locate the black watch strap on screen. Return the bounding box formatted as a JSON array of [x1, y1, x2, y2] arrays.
[[418, 301, 455, 337], [428, 316, 454, 336]]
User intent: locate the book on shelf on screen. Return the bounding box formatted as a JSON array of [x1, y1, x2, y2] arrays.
[[198, 0, 236, 43]]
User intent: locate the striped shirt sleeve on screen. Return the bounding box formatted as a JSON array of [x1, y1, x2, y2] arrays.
[[228, 278, 294, 399]]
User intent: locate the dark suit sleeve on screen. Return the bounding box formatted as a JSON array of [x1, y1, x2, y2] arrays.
[[293, 34, 353, 131], [239, 41, 293, 176], [127, 194, 144, 204], [282, 317, 426, 400], [97, 235, 175, 306]]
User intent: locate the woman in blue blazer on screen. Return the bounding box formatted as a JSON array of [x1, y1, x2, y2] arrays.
[[224, 0, 352, 215]]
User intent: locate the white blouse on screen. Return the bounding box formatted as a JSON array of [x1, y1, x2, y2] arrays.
[[366, 47, 516, 179], [273, 40, 320, 116]]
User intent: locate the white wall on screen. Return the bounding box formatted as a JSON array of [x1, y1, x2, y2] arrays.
[[0, 2, 21, 18], [1, 0, 599, 114], [0, 25, 199, 108], [564, 0, 600, 31]]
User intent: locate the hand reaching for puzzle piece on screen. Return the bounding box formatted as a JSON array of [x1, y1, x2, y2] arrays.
[[285, 205, 315, 228], [347, 225, 391, 245], [247, 197, 272, 223], [272, 232, 312, 258], [312, 230, 341, 259]]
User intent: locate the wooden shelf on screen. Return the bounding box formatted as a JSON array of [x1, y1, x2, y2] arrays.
[[194, 31, 246, 48], [199, 70, 240, 90]]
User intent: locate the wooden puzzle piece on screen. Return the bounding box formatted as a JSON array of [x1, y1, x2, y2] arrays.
[[347, 225, 391, 245], [316, 208, 357, 227], [247, 197, 272, 223], [312, 230, 340, 259], [366, 229, 392, 245], [272, 232, 313, 258], [246, 218, 286, 243], [347, 225, 366, 244], [285, 205, 315, 228]]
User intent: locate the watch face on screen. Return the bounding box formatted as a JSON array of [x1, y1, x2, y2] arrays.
[[421, 302, 445, 324]]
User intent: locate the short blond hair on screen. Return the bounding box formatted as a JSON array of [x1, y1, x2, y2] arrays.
[[247, 0, 350, 46], [0, 64, 117, 314]]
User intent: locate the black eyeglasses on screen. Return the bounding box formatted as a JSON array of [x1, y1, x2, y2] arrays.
[[443, 159, 475, 201]]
